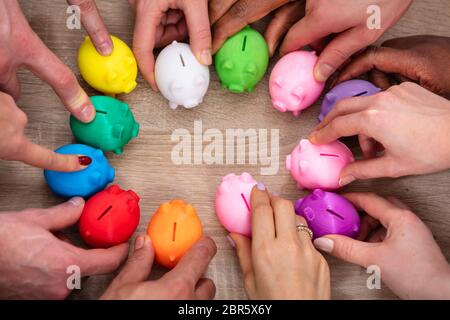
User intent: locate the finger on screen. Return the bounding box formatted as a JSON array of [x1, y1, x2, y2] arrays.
[[250, 183, 275, 240], [24, 34, 94, 123], [270, 194, 297, 239], [68, 0, 113, 55], [357, 214, 380, 241], [369, 69, 392, 90], [212, 0, 288, 53], [358, 134, 377, 159], [343, 193, 399, 228], [167, 237, 217, 287], [209, 0, 237, 25], [155, 18, 188, 48], [314, 26, 381, 82], [367, 228, 387, 243], [181, 0, 212, 65], [195, 278, 216, 300], [264, 1, 306, 56], [339, 156, 398, 185], [76, 243, 130, 276], [229, 233, 254, 290], [24, 197, 85, 230], [0, 73, 21, 100], [386, 196, 410, 210], [132, 4, 162, 91], [16, 138, 90, 172], [313, 234, 375, 267], [295, 215, 314, 247], [110, 235, 155, 284]]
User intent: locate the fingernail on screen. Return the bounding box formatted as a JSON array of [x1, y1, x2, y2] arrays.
[[227, 235, 235, 248], [313, 237, 334, 253], [256, 181, 266, 191], [339, 176, 355, 187], [135, 235, 145, 250], [80, 104, 94, 122], [78, 156, 92, 166], [98, 41, 113, 56], [68, 197, 83, 206], [315, 63, 335, 82], [199, 49, 212, 65]]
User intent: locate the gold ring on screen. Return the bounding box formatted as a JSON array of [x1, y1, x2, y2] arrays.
[[296, 224, 313, 240]]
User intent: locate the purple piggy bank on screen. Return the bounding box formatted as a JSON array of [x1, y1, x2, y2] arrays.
[[319, 79, 381, 122], [295, 189, 360, 239]]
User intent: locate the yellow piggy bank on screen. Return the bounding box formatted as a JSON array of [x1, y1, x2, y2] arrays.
[[78, 35, 138, 95]]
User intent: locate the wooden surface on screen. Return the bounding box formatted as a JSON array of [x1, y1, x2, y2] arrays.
[[1, 0, 449, 300]]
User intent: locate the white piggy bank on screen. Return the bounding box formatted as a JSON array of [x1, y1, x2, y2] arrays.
[[155, 41, 210, 110]]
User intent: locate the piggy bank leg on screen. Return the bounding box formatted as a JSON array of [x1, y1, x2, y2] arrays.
[[114, 148, 124, 155], [169, 101, 179, 110]]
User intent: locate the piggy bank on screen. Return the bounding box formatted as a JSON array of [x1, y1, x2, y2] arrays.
[[70, 96, 139, 154], [215, 172, 257, 237], [155, 41, 210, 109], [214, 26, 269, 93], [78, 35, 138, 95], [319, 80, 381, 121], [79, 185, 140, 248], [44, 144, 115, 198], [147, 199, 203, 269], [269, 51, 325, 116], [295, 189, 360, 239], [286, 139, 354, 190]]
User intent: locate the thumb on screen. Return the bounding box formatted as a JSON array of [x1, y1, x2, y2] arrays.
[[313, 235, 374, 268], [229, 233, 256, 296], [339, 157, 396, 187], [113, 235, 155, 284]]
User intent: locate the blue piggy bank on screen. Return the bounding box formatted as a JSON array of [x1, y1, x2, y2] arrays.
[[44, 144, 115, 198]]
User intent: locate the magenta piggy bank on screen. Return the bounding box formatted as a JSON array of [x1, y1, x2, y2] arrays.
[[319, 79, 381, 122], [286, 139, 354, 190], [295, 189, 360, 239], [269, 51, 325, 117]]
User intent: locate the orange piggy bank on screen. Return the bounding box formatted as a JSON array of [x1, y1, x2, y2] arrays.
[[147, 199, 203, 268]]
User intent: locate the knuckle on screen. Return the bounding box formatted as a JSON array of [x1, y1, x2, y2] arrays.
[[275, 199, 294, 213], [54, 69, 77, 91], [194, 27, 212, 42], [253, 204, 272, 216], [339, 240, 356, 261], [170, 277, 192, 299], [229, 0, 249, 20]]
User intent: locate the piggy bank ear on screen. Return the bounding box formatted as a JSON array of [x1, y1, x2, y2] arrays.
[[170, 80, 184, 93], [195, 75, 206, 86], [273, 76, 284, 88], [240, 172, 253, 183], [132, 123, 140, 138], [221, 60, 234, 71], [112, 124, 124, 139], [324, 92, 337, 105], [106, 71, 118, 84], [292, 86, 305, 103], [312, 189, 325, 200], [185, 204, 196, 217], [89, 171, 102, 186], [108, 185, 122, 195], [218, 181, 232, 195], [94, 149, 104, 162], [245, 63, 257, 76]]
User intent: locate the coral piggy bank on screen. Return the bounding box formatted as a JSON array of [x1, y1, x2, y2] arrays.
[[269, 51, 325, 116], [286, 139, 354, 190], [319, 80, 381, 121], [295, 189, 360, 239], [70, 96, 139, 154], [215, 172, 257, 237], [44, 144, 115, 198], [147, 200, 203, 269], [78, 35, 138, 95], [155, 41, 210, 109], [79, 185, 140, 248], [214, 26, 269, 93]]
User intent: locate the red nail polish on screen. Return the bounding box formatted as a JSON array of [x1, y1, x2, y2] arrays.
[[78, 156, 92, 166]]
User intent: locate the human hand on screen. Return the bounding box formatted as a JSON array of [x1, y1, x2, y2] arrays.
[[101, 236, 216, 300], [313, 193, 450, 299], [67, 0, 113, 56], [0, 0, 95, 122], [229, 183, 330, 299], [310, 82, 450, 185], [335, 36, 450, 99], [0, 92, 92, 171], [210, 0, 306, 56], [280, 0, 412, 82], [129, 0, 211, 91], [0, 197, 129, 299]]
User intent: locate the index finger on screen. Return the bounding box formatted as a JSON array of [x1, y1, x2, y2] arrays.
[[250, 183, 275, 241]]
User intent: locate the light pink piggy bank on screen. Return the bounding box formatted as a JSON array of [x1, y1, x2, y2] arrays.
[[215, 172, 257, 237], [286, 139, 354, 190], [269, 51, 325, 116]]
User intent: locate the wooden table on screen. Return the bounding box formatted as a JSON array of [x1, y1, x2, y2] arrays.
[[1, 0, 449, 299]]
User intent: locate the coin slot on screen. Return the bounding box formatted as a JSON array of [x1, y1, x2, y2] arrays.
[[96, 110, 107, 115], [172, 222, 177, 242], [326, 209, 344, 220], [353, 91, 368, 97], [97, 205, 113, 221], [320, 153, 339, 158], [242, 36, 247, 52], [241, 193, 251, 212], [179, 54, 186, 67]]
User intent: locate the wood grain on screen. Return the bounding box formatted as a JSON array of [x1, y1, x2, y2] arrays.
[[1, 0, 449, 300]]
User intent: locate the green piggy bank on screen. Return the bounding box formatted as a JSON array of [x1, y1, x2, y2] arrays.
[[70, 96, 139, 155], [214, 26, 269, 93]]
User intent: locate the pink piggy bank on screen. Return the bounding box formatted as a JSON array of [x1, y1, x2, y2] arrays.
[[286, 139, 354, 190], [215, 172, 257, 237], [269, 51, 325, 117]]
